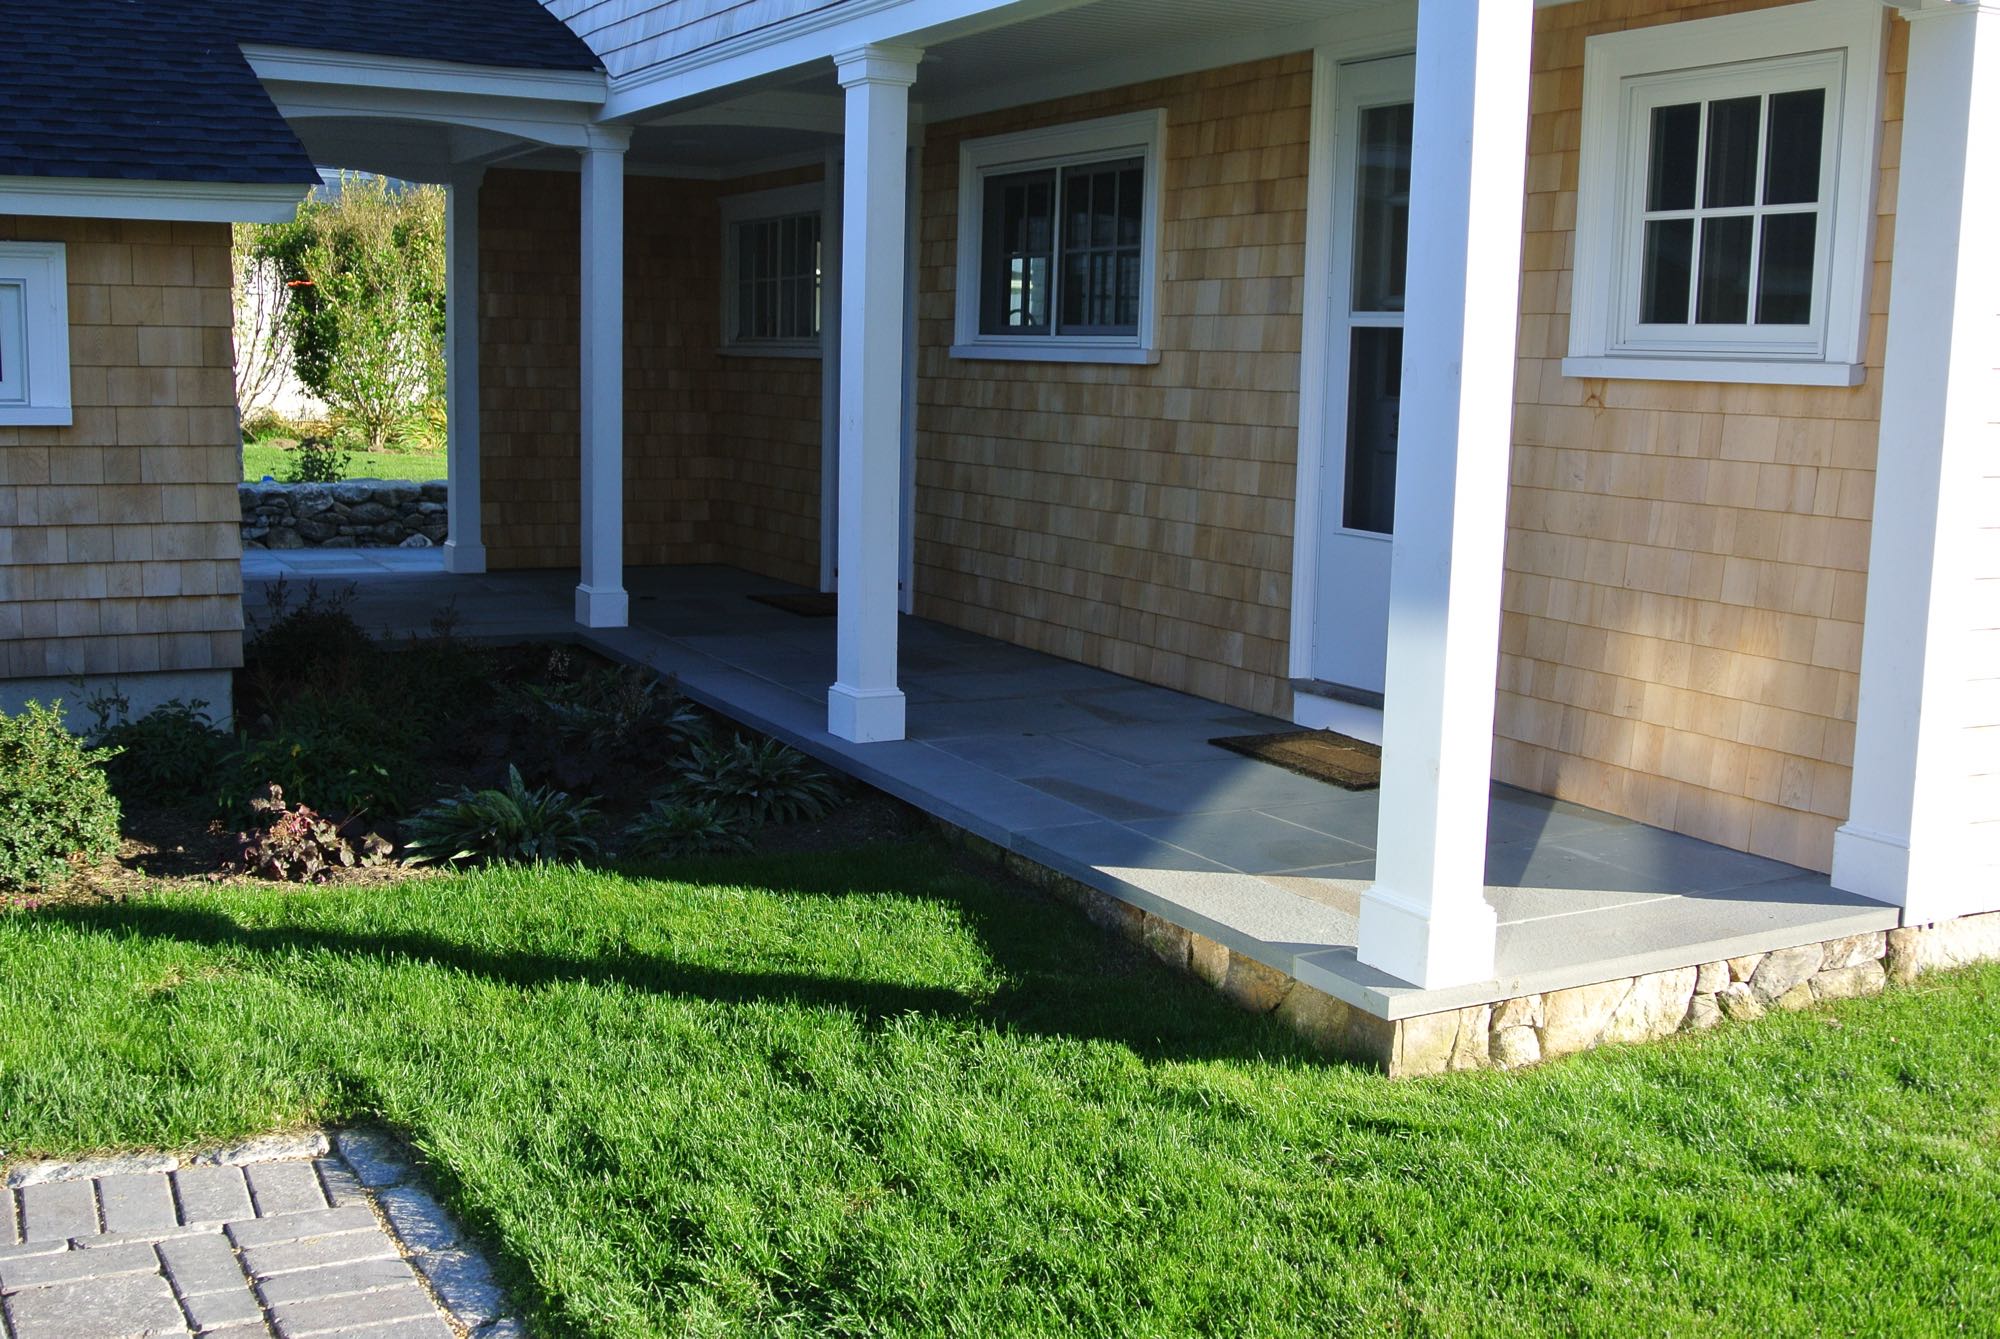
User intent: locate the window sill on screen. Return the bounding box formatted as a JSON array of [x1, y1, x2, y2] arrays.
[[1559, 356, 1866, 388], [0, 404, 73, 427], [949, 343, 1161, 367], [718, 344, 821, 360]]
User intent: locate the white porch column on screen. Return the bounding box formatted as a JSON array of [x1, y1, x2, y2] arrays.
[[442, 165, 486, 575], [828, 45, 920, 743], [576, 125, 632, 629], [1832, 0, 1999, 923], [1356, 0, 1533, 989]]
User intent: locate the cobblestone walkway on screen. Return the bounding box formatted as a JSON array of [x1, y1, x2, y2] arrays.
[[0, 1132, 522, 1339]]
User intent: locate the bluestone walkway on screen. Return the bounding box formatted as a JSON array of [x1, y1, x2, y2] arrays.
[[243, 553, 1899, 1018]]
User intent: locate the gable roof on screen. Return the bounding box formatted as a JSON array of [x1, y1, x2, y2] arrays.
[[0, 2, 602, 188]]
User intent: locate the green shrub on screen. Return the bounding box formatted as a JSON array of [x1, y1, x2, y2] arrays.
[[95, 699, 232, 807], [233, 784, 392, 883], [0, 701, 122, 890], [402, 765, 600, 868], [668, 735, 841, 826], [222, 692, 424, 819], [243, 579, 374, 704], [509, 664, 705, 756], [626, 799, 753, 859], [282, 435, 350, 484]]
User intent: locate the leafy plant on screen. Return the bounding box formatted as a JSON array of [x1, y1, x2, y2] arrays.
[[625, 799, 753, 860], [243, 578, 374, 705], [92, 699, 232, 807], [403, 766, 600, 868], [232, 784, 391, 883], [282, 435, 350, 484], [668, 735, 842, 826], [222, 692, 424, 819], [510, 666, 705, 756], [0, 701, 123, 890]]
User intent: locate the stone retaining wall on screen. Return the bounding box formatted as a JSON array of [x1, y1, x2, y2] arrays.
[[240, 480, 448, 550], [943, 823, 2000, 1077]]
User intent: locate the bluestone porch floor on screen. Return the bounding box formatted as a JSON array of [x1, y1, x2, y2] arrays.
[[244, 553, 1899, 1018]]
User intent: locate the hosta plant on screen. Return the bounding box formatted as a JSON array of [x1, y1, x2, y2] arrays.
[[625, 799, 753, 859], [234, 784, 392, 884], [669, 735, 842, 826], [402, 765, 600, 868]]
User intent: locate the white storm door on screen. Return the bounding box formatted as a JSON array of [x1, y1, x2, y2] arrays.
[[1310, 55, 1414, 696]]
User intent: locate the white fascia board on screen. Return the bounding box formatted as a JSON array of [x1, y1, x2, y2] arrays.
[[0, 176, 307, 223], [240, 44, 607, 104], [601, 0, 1094, 122], [921, 2, 1416, 125]]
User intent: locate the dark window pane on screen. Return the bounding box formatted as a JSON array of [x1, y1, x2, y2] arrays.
[[1647, 102, 1700, 211], [1343, 326, 1403, 535], [1696, 214, 1753, 324], [1756, 211, 1816, 324], [1703, 95, 1762, 208], [1118, 253, 1141, 328], [1640, 217, 1693, 324], [1066, 171, 1092, 252], [1061, 251, 1089, 330], [1764, 89, 1825, 205], [1352, 101, 1414, 313], [981, 170, 1055, 335], [736, 281, 753, 340], [1118, 167, 1144, 245]]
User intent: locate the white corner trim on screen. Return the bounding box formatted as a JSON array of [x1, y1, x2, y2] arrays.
[[947, 342, 1161, 365], [1559, 356, 1869, 387], [0, 176, 307, 224], [951, 108, 1167, 357], [0, 241, 71, 428], [239, 44, 607, 103], [1568, 0, 1886, 374]]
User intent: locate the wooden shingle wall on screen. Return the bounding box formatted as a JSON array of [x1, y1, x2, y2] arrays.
[[478, 167, 822, 586], [1496, 0, 1902, 871], [912, 56, 1311, 719], [0, 216, 242, 683]]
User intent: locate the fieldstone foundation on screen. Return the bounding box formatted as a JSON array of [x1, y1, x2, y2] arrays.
[[240, 479, 448, 550], [944, 821, 2000, 1076]]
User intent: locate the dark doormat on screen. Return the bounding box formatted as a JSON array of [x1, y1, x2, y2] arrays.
[[1210, 729, 1382, 790], [751, 592, 837, 617]]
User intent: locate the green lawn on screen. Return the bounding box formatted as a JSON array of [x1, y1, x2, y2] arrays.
[[243, 439, 446, 483], [3, 842, 1996, 1336]]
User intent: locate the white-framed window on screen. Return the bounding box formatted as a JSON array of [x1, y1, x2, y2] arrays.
[[0, 241, 73, 426], [1564, 0, 1884, 386], [952, 109, 1167, 365], [720, 183, 825, 356]]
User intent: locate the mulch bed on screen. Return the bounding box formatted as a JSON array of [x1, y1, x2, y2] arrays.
[[1209, 729, 1381, 790]]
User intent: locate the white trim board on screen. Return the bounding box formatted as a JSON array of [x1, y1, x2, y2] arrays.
[[0, 176, 307, 223], [0, 241, 72, 428], [239, 45, 608, 103]]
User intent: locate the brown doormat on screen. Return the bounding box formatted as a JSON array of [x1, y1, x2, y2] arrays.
[[1210, 729, 1382, 790], [751, 592, 837, 617]]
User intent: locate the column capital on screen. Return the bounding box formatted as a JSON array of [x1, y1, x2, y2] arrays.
[[835, 44, 922, 88], [1885, 0, 1998, 19], [583, 123, 634, 154], [446, 162, 487, 191]]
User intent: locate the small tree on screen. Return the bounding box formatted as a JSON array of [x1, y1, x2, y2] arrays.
[[260, 175, 447, 453], [231, 224, 295, 424]]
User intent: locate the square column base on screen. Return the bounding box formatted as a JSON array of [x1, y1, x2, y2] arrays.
[[575, 583, 628, 629], [1357, 885, 1498, 989], [828, 683, 906, 743], [442, 541, 486, 575]]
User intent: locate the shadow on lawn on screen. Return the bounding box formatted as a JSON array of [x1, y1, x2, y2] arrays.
[[35, 853, 1320, 1067]]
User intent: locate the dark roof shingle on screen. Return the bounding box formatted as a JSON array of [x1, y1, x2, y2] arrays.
[[0, 1, 601, 187]]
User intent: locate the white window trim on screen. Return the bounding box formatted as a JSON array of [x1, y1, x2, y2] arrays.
[[1564, 0, 1884, 386], [719, 181, 826, 358], [0, 242, 72, 428], [950, 108, 1168, 366]]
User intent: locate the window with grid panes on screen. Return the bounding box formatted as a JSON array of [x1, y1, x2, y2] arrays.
[[730, 211, 821, 347]]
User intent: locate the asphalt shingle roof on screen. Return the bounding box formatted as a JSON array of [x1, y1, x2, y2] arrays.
[[1, 2, 602, 187]]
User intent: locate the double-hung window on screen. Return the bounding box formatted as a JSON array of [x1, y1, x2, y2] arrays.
[[0, 241, 72, 427], [720, 183, 825, 356], [954, 110, 1166, 364], [1565, 0, 1884, 386]]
